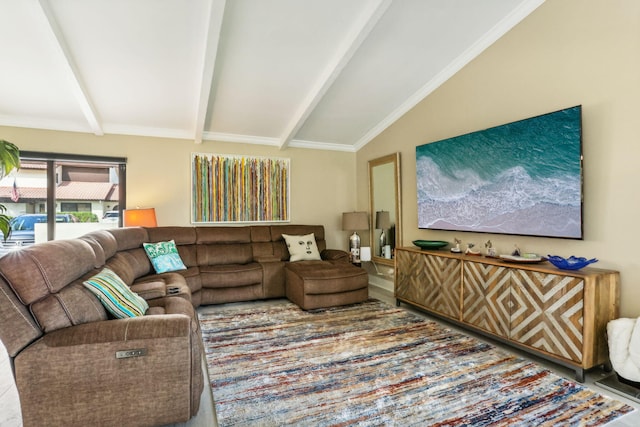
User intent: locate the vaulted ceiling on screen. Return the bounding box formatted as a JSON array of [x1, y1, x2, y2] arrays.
[[0, 0, 544, 151]]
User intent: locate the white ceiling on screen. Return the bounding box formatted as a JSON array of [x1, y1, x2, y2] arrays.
[[0, 0, 544, 152]]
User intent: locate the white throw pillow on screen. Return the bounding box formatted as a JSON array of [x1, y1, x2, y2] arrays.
[[282, 233, 321, 261]]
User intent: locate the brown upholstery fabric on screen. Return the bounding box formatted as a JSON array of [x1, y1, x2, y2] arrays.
[[1, 223, 362, 425], [286, 261, 368, 294], [249, 225, 272, 242], [200, 284, 263, 304], [146, 226, 197, 246], [196, 226, 251, 244], [130, 280, 166, 300], [197, 243, 253, 265], [260, 259, 286, 298], [15, 301, 202, 427], [285, 261, 369, 310], [321, 249, 350, 263], [132, 272, 192, 304], [199, 263, 262, 288], [30, 280, 107, 333], [250, 226, 275, 258], [79, 230, 118, 267], [0, 240, 96, 304], [104, 249, 152, 285], [0, 277, 42, 357], [107, 226, 149, 251]]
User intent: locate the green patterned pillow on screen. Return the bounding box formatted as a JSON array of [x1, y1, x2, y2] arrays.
[[143, 240, 187, 274], [83, 268, 149, 318]]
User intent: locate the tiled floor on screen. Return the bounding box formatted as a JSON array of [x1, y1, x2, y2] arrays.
[[0, 343, 22, 427], [368, 285, 640, 426]]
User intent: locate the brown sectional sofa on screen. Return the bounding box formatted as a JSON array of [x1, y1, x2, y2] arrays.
[[0, 224, 368, 426]]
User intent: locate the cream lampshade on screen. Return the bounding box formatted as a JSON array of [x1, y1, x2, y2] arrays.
[[123, 208, 157, 227], [342, 211, 369, 264]]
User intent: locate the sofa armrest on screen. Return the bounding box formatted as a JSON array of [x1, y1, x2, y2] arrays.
[[14, 313, 203, 426], [130, 280, 166, 300], [321, 249, 350, 263]]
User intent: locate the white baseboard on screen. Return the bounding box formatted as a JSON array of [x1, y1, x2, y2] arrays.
[[368, 274, 394, 293]]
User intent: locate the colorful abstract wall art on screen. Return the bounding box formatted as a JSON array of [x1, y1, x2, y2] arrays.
[[192, 153, 290, 223]]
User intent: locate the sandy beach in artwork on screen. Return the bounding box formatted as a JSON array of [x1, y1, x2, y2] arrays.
[[420, 202, 581, 238]]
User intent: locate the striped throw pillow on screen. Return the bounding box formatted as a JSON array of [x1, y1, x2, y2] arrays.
[[83, 268, 149, 318]]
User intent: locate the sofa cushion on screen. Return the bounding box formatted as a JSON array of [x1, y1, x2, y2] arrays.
[[196, 226, 251, 244], [285, 261, 369, 294], [146, 226, 197, 246], [199, 263, 262, 288], [196, 243, 253, 265], [107, 227, 149, 251], [0, 239, 97, 305], [143, 240, 187, 274], [79, 230, 118, 267], [282, 233, 321, 261], [105, 249, 153, 284], [83, 268, 149, 318], [30, 279, 108, 333]]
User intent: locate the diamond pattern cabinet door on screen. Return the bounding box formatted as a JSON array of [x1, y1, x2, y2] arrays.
[[510, 269, 584, 363], [396, 250, 427, 302], [463, 262, 511, 338], [396, 249, 461, 320]]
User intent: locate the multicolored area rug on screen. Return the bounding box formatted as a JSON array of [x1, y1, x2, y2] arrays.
[[199, 299, 634, 426]]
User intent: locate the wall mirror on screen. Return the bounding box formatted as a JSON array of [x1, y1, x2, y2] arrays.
[[368, 152, 402, 267]]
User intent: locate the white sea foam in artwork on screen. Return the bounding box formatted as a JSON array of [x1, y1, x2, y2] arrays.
[[416, 106, 582, 238]]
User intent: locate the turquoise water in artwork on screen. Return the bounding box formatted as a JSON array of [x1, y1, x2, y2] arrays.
[[416, 106, 582, 238]]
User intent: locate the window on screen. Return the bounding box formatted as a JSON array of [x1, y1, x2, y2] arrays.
[[0, 151, 126, 256], [61, 202, 92, 212]]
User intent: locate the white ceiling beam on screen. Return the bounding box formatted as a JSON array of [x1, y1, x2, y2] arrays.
[[36, 0, 103, 136], [194, 0, 227, 144], [277, 0, 393, 150]]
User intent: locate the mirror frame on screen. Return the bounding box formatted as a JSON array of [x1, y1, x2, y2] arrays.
[[368, 152, 402, 267]]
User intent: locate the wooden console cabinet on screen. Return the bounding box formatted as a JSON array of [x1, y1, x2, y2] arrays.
[[395, 247, 620, 381]]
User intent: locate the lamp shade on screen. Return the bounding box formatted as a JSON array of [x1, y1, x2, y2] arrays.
[[123, 208, 157, 227], [342, 211, 369, 231], [375, 211, 391, 229]]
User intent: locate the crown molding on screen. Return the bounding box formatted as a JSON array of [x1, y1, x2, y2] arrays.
[[288, 139, 356, 152]]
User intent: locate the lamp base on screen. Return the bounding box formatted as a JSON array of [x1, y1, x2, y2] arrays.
[[379, 230, 386, 257], [349, 231, 361, 265]]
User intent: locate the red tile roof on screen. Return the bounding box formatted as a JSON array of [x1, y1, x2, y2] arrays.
[[0, 182, 119, 201]]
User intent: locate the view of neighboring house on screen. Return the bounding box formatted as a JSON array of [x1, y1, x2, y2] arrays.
[[0, 161, 120, 252], [0, 161, 119, 219]]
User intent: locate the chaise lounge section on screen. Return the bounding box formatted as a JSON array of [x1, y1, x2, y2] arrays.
[[0, 224, 368, 426]]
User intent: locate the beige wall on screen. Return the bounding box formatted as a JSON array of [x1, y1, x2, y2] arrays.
[[358, 0, 640, 316], [3, 1, 639, 316], [0, 127, 356, 250]]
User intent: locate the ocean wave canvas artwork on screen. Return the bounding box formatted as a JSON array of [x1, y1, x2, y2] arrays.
[[416, 106, 582, 239]]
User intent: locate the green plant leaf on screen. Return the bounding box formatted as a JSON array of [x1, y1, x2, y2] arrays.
[[0, 139, 20, 241], [0, 139, 20, 178]]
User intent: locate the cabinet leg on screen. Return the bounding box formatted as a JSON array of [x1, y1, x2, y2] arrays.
[[395, 299, 401, 307], [575, 368, 585, 383], [603, 361, 613, 372]]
